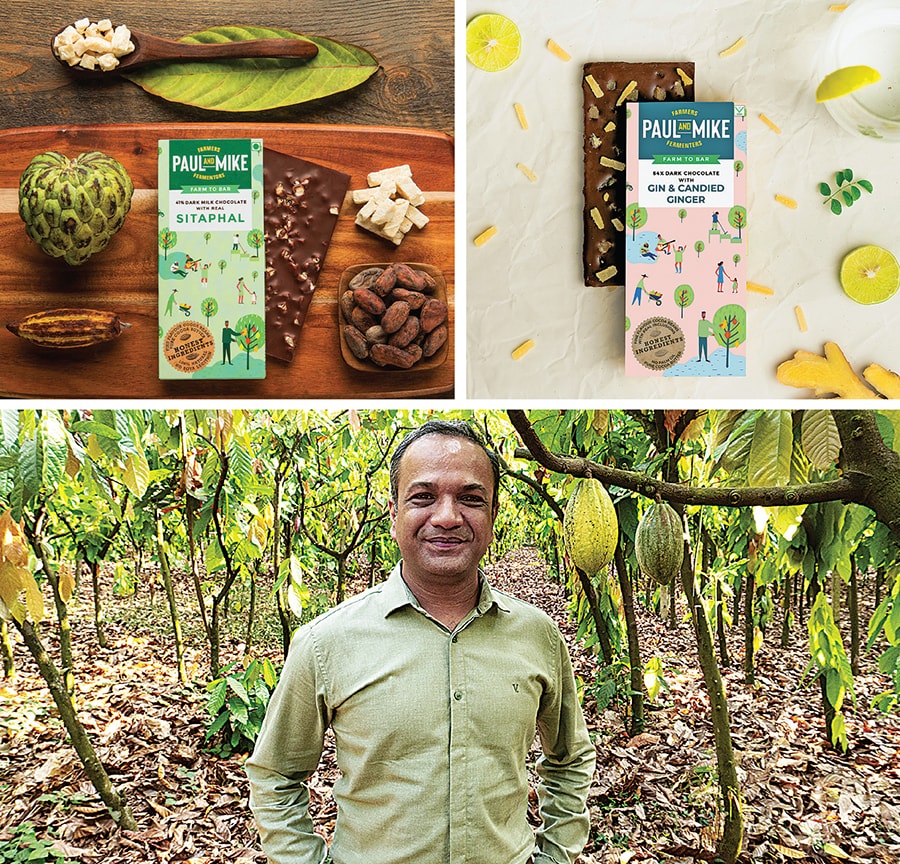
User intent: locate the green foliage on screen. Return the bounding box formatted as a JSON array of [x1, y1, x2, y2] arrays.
[[205, 657, 278, 755], [0, 823, 74, 864], [818, 168, 873, 216], [867, 566, 900, 713], [803, 592, 856, 751], [125, 27, 379, 113]]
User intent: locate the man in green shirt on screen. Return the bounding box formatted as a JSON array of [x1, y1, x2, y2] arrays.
[[697, 311, 715, 362], [246, 420, 596, 864]]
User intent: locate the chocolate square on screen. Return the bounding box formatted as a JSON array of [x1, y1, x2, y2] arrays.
[[263, 148, 350, 361], [582, 61, 695, 287]]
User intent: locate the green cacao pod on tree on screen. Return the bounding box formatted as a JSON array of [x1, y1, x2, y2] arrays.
[[562, 478, 618, 574], [18, 150, 134, 266], [635, 500, 684, 585]]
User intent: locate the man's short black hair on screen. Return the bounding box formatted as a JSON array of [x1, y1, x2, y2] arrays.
[[390, 420, 500, 509]]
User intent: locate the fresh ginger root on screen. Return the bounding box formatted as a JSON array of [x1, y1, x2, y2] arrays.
[[863, 363, 900, 399], [776, 342, 881, 399]]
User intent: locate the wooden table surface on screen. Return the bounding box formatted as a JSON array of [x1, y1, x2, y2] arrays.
[[0, 0, 454, 400], [0, 0, 453, 134]]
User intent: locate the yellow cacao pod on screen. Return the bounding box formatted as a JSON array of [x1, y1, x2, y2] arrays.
[[562, 478, 618, 574], [6, 308, 127, 348], [635, 501, 684, 585]]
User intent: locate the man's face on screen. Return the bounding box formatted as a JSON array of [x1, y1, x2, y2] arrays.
[[390, 434, 497, 585]]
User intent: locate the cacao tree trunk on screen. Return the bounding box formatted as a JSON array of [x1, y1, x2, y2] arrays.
[[245, 568, 258, 654], [614, 543, 644, 736], [575, 565, 613, 665], [743, 562, 756, 685], [14, 618, 137, 831], [716, 575, 731, 667], [1, 618, 14, 678], [781, 571, 793, 648], [678, 522, 743, 862], [849, 554, 860, 676], [89, 559, 108, 650], [156, 520, 187, 684]]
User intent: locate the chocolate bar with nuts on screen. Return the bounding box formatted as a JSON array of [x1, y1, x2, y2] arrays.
[[582, 61, 695, 287], [264, 148, 350, 361]]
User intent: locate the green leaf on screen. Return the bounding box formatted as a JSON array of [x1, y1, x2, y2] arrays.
[[843, 168, 853, 182], [835, 170, 845, 186], [858, 178, 874, 193], [850, 184, 862, 201], [830, 198, 843, 215], [800, 409, 841, 470], [842, 189, 854, 206], [819, 182, 831, 196], [125, 26, 379, 112], [747, 410, 793, 488]]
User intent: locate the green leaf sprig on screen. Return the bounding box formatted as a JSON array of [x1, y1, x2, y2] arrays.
[[818, 168, 873, 215]]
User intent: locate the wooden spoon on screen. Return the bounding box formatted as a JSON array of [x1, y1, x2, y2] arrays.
[[52, 25, 318, 75]]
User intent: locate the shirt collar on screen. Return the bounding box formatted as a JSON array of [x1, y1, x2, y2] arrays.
[[380, 562, 512, 618]]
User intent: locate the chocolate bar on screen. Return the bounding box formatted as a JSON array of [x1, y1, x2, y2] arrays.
[[582, 61, 695, 287], [264, 148, 350, 361]]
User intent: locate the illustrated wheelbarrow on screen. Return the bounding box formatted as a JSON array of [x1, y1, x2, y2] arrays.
[[647, 291, 664, 306]]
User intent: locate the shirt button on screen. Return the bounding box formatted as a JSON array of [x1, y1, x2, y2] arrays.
[[453, 690, 463, 701]]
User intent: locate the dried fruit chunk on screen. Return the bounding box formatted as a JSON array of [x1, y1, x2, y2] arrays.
[[511, 338, 535, 360], [775, 342, 880, 399], [473, 226, 497, 247], [863, 363, 900, 398]]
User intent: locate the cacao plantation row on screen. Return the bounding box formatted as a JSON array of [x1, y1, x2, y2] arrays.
[[2, 408, 899, 863]]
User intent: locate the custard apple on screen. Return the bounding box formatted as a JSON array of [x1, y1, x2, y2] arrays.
[[18, 150, 134, 266]]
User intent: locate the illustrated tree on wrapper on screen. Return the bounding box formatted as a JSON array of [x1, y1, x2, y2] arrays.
[[728, 205, 747, 241], [713, 304, 746, 368], [675, 284, 694, 319], [235, 313, 265, 369], [247, 228, 264, 259], [159, 227, 177, 260], [201, 297, 219, 326], [626, 202, 648, 239]]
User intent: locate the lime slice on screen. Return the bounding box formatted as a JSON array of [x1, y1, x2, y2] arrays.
[[839, 244, 900, 305], [815, 65, 882, 102], [466, 13, 521, 72]]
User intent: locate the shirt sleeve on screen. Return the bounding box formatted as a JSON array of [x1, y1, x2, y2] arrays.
[[532, 622, 597, 864], [245, 626, 331, 864]]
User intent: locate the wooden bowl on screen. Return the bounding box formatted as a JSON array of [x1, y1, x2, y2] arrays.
[[338, 263, 449, 372]]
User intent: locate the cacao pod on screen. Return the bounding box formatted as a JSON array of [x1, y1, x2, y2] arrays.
[[562, 478, 617, 574], [6, 308, 128, 348], [635, 501, 684, 585]]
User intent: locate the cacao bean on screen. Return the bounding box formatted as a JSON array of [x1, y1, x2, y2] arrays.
[[339, 290, 357, 322], [342, 325, 369, 360], [422, 324, 448, 357], [365, 325, 388, 345], [389, 287, 426, 310], [388, 314, 420, 348], [420, 298, 448, 333], [349, 267, 383, 291], [391, 262, 428, 292], [381, 300, 411, 334], [371, 343, 416, 368], [354, 286, 386, 316], [372, 267, 397, 296], [351, 306, 378, 332]]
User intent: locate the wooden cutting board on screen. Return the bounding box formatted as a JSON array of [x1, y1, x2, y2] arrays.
[[0, 123, 454, 398]]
